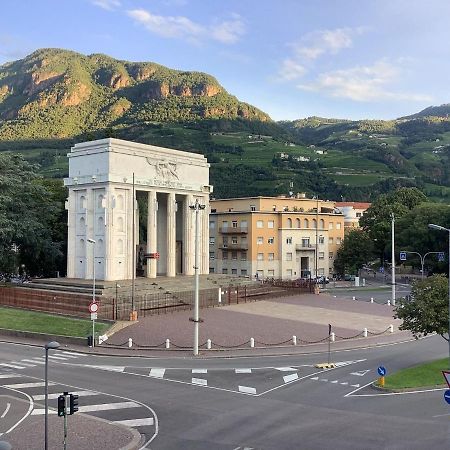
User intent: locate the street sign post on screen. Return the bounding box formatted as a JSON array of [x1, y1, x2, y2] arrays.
[[377, 366, 387, 387], [88, 303, 98, 348], [399, 251, 407, 261], [438, 252, 445, 262], [442, 370, 450, 388]]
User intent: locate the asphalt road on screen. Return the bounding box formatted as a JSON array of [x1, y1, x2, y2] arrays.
[[0, 331, 449, 450]]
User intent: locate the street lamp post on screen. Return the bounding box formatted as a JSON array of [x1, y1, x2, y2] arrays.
[[87, 238, 96, 347], [428, 223, 450, 369], [44, 341, 60, 450], [391, 213, 396, 306], [115, 282, 121, 320], [189, 198, 206, 356]]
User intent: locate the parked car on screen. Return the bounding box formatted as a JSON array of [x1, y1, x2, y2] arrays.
[[316, 276, 329, 284], [344, 274, 356, 281]]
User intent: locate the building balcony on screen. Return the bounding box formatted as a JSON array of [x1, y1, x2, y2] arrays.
[[220, 243, 249, 250], [296, 244, 316, 251], [219, 227, 248, 234]]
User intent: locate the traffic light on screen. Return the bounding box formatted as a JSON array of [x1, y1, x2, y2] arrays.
[[57, 395, 66, 417], [69, 394, 79, 415]]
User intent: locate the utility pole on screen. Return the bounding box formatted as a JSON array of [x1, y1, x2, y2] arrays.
[[391, 213, 396, 306]]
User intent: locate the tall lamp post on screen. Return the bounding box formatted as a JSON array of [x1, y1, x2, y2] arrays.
[[189, 198, 206, 356], [44, 341, 60, 450], [87, 238, 96, 347], [428, 223, 450, 369], [391, 213, 396, 306]]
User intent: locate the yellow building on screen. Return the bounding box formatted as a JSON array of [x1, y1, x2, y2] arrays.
[[335, 202, 371, 232], [209, 195, 345, 279]]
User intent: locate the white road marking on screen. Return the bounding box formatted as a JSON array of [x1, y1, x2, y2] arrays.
[[238, 386, 257, 395], [330, 380, 339, 384], [235, 368, 252, 373], [4, 382, 53, 389], [149, 368, 165, 378], [1, 403, 10, 418], [21, 359, 45, 365], [86, 365, 125, 373], [114, 417, 155, 427], [61, 351, 84, 356], [47, 355, 69, 360], [31, 409, 56, 415], [433, 413, 450, 418], [0, 363, 26, 369], [0, 374, 20, 379], [276, 367, 296, 372], [78, 402, 141, 413], [310, 376, 319, 381], [192, 378, 208, 386], [320, 379, 328, 382], [57, 353, 79, 359], [283, 373, 298, 383], [351, 370, 371, 377], [12, 361, 35, 367], [350, 384, 360, 388], [1, 385, 34, 434], [340, 382, 349, 385], [347, 383, 447, 398], [192, 369, 207, 374], [33, 390, 98, 401]]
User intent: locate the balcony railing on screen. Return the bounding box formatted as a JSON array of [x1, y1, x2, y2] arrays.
[[219, 227, 248, 234], [296, 244, 316, 251], [220, 243, 249, 250]]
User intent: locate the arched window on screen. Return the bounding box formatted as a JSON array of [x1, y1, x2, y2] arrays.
[[97, 194, 104, 209], [312, 219, 317, 229], [98, 238, 104, 254], [79, 217, 86, 232], [97, 216, 104, 232], [79, 195, 86, 210], [296, 218, 301, 228], [78, 239, 86, 257], [304, 218, 309, 228], [287, 218, 292, 228], [320, 219, 325, 229]]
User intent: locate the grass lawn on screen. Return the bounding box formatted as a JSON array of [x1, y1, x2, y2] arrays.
[[0, 307, 110, 337], [383, 357, 449, 389]]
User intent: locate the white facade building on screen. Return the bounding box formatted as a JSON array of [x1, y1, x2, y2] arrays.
[[64, 138, 211, 281]]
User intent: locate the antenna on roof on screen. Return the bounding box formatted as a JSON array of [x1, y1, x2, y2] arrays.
[[288, 181, 294, 198]]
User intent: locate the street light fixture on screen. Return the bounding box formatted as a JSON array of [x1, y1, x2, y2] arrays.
[[428, 223, 450, 369], [189, 198, 206, 356], [44, 341, 60, 450]]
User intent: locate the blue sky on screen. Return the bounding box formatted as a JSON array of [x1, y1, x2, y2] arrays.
[[1, 0, 448, 121]]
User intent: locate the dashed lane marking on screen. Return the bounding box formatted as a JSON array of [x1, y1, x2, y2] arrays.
[[1, 403, 10, 418], [276, 367, 297, 372], [235, 369, 252, 374], [238, 386, 257, 395], [283, 373, 298, 383], [149, 368, 165, 378], [192, 369, 207, 374], [192, 378, 207, 386]]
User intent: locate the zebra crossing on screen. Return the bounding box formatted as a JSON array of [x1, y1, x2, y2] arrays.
[[0, 372, 157, 438], [0, 351, 85, 371]]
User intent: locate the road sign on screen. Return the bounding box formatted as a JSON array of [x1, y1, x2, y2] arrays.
[[442, 371, 450, 388], [399, 251, 407, 261], [444, 390, 450, 405], [377, 366, 387, 376], [88, 302, 98, 313], [379, 267, 384, 273], [438, 252, 445, 262], [90, 312, 97, 320]]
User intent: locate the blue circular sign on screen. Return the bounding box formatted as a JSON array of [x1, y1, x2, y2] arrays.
[[444, 390, 450, 405], [377, 366, 387, 376]]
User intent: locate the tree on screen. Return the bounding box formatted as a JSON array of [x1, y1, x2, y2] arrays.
[[395, 274, 449, 341], [360, 187, 427, 265], [0, 154, 66, 276], [334, 229, 375, 275]]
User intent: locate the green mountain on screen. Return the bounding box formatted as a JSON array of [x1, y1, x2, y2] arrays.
[[0, 48, 271, 141]]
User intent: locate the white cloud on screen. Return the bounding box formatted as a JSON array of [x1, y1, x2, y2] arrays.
[[297, 60, 432, 102], [92, 0, 121, 10], [292, 27, 366, 60], [278, 59, 306, 81], [127, 9, 245, 44]]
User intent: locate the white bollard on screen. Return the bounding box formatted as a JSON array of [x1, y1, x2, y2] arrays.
[[352, 296, 356, 300], [389, 324, 394, 333], [370, 297, 374, 303], [128, 338, 133, 348], [387, 299, 391, 306], [292, 335, 297, 346], [330, 332, 335, 342], [165, 338, 170, 349], [218, 288, 222, 304], [250, 337, 255, 348], [363, 328, 368, 338], [207, 339, 211, 350], [392, 299, 396, 306]]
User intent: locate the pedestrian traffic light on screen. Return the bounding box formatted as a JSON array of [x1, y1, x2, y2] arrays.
[[57, 395, 66, 417], [69, 394, 79, 415]]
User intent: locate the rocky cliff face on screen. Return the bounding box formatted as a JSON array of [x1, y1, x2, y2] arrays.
[[0, 48, 271, 140]]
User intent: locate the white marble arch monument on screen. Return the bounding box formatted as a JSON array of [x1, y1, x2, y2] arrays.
[[64, 138, 211, 281]]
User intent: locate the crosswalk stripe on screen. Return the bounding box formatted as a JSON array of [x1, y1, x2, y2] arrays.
[[56, 353, 79, 359], [31, 409, 56, 415], [275, 367, 296, 372], [78, 402, 140, 412], [61, 351, 84, 356], [235, 368, 252, 374], [114, 418, 154, 427], [0, 363, 26, 369], [33, 391, 98, 401], [4, 382, 54, 389], [149, 368, 165, 378], [283, 373, 298, 383], [192, 369, 207, 374], [12, 361, 35, 367], [192, 378, 207, 386], [0, 374, 21, 379], [21, 359, 45, 365], [47, 355, 69, 360], [238, 385, 257, 395]]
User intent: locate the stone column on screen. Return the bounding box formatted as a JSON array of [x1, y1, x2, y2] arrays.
[[103, 186, 113, 281], [85, 187, 95, 279], [146, 190, 157, 278], [66, 189, 76, 278], [201, 196, 209, 274], [166, 192, 176, 277], [184, 194, 195, 275]]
